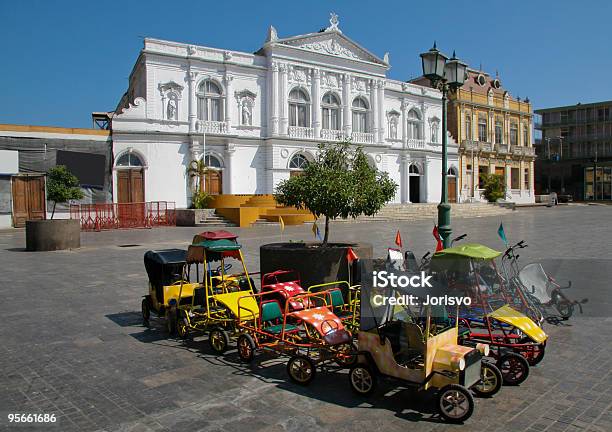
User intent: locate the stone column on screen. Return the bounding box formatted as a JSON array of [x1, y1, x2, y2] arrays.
[[224, 143, 235, 194], [422, 157, 430, 203], [378, 80, 385, 143], [312, 68, 321, 138], [270, 62, 279, 136], [224, 75, 233, 129], [489, 111, 495, 144], [187, 71, 198, 132], [401, 154, 409, 203], [505, 163, 512, 192], [401, 100, 407, 149], [342, 73, 351, 137], [370, 80, 378, 138], [279, 63, 288, 136]]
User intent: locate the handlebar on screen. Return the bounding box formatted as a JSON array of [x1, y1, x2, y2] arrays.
[[422, 251, 431, 260], [452, 234, 467, 243], [503, 240, 528, 259]]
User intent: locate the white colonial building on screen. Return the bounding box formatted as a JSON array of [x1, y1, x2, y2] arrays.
[[111, 15, 459, 208]]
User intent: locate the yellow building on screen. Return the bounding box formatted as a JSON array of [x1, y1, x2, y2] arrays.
[[447, 69, 535, 203]]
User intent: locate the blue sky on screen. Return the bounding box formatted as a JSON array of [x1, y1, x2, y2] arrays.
[[1, 0, 610, 128]]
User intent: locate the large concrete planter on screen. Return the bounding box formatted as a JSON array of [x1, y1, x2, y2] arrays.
[[260, 242, 373, 290], [25, 219, 80, 251], [175, 209, 214, 226]]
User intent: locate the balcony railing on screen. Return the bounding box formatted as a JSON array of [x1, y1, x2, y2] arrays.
[[461, 140, 479, 151], [496, 144, 510, 154], [407, 138, 426, 150], [288, 126, 314, 139], [201, 120, 228, 134], [320, 129, 345, 141], [352, 132, 375, 144], [479, 142, 493, 152]]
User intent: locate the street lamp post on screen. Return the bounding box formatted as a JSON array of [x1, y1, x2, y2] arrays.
[[420, 43, 468, 248]]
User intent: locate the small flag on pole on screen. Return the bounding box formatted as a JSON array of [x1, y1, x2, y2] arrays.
[[497, 222, 508, 247], [346, 247, 358, 264], [433, 224, 444, 252], [395, 230, 403, 248], [279, 216, 285, 233], [312, 219, 323, 241]]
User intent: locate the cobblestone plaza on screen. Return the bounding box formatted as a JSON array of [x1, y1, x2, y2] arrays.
[[0, 205, 611, 431]]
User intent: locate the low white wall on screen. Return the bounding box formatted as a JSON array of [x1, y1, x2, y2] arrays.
[[0, 214, 12, 229]]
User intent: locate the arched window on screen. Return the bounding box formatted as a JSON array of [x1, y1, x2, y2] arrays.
[[352, 97, 369, 133], [289, 88, 310, 127], [409, 164, 420, 175], [197, 80, 223, 122], [204, 154, 222, 169], [510, 121, 518, 146], [447, 167, 457, 176], [465, 112, 473, 140], [289, 153, 309, 170], [407, 109, 421, 140], [116, 152, 143, 167], [321, 92, 341, 131]]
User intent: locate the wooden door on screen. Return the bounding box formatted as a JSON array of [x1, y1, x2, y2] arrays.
[[205, 170, 222, 195], [12, 176, 46, 227], [117, 169, 144, 203], [448, 176, 457, 203]]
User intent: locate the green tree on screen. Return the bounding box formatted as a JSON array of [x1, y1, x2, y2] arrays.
[[275, 141, 397, 244], [46, 165, 84, 219], [480, 173, 506, 202], [186, 159, 211, 209]]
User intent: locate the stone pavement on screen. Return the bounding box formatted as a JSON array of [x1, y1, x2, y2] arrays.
[[0, 205, 610, 432]]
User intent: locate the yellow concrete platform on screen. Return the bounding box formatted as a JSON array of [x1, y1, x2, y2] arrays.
[[209, 194, 315, 227]]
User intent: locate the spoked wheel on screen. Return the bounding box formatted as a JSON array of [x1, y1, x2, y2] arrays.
[[556, 300, 573, 320], [335, 342, 358, 368], [237, 334, 256, 363], [141, 298, 150, 327], [349, 363, 377, 396], [209, 328, 230, 354], [287, 355, 316, 385], [516, 340, 546, 366], [497, 352, 530, 385], [437, 384, 475, 423], [472, 362, 502, 397], [176, 311, 190, 340]]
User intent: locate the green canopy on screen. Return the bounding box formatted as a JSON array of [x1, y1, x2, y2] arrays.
[[432, 243, 502, 260], [193, 239, 242, 252]]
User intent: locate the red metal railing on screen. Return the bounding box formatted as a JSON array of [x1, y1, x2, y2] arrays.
[[70, 201, 176, 231]]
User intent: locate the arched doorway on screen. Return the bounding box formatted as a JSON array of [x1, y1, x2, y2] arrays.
[[447, 167, 458, 203], [116, 152, 145, 203], [289, 153, 310, 177], [204, 154, 223, 195], [409, 164, 421, 203]]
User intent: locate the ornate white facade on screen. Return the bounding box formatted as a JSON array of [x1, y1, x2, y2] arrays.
[[111, 15, 459, 208]]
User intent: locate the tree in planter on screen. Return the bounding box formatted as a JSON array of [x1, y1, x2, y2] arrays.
[[275, 141, 397, 244], [46, 165, 84, 219], [186, 159, 212, 209], [480, 173, 506, 202]]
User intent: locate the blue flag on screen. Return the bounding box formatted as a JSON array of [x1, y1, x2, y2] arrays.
[[497, 222, 508, 246]]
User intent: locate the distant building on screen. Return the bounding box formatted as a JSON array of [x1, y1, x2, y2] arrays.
[[535, 101, 612, 200], [413, 69, 536, 204], [0, 124, 112, 228]]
